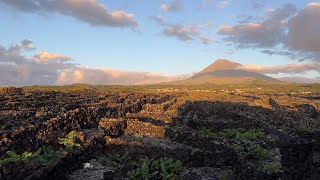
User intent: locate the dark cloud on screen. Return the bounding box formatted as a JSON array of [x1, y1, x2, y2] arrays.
[[0, 0, 138, 29]]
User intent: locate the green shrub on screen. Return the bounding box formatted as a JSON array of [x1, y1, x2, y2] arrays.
[[37, 146, 64, 165], [198, 128, 265, 140], [127, 157, 185, 180], [261, 164, 282, 173], [58, 131, 81, 150], [220, 128, 265, 140], [100, 153, 131, 172], [0, 146, 63, 165], [0, 151, 34, 164], [244, 144, 271, 160], [198, 127, 216, 138]]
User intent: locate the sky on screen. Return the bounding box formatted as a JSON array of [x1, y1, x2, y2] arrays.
[[0, 0, 320, 86]]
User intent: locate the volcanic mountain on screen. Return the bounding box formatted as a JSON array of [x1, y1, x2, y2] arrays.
[[175, 59, 279, 85]]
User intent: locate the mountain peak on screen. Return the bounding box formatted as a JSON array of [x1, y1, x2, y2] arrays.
[[199, 59, 242, 74]]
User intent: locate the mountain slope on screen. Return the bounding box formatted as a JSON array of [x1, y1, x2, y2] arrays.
[[181, 59, 279, 84], [198, 59, 242, 74]]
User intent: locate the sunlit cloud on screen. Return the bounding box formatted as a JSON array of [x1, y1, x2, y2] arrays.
[[0, 0, 138, 29]]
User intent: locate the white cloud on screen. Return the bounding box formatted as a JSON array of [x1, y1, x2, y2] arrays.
[[0, 0, 138, 29], [0, 39, 191, 87], [276, 76, 320, 83], [34, 52, 72, 63], [56, 68, 190, 85], [239, 62, 320, 74]]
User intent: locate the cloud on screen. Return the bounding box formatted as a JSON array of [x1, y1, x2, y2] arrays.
[[276, 76, 320, 84], [285, 3, 320, 52], [163, 25, 214, 44], [0, 0, 138, 29], [0, 40, 76, 86], [0, 39, 190, 87], [153, 17, 214, 44], [217, 1, 230, 9], [34, 52, 72, 63], [238, 62, 320, 74], [160, 0, 181, 12], [217, 3, 320, 62], [217, 3, 297, 48], [56, 68, 190, 85]]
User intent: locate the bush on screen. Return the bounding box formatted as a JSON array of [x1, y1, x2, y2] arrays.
[[127, 157, 185, 180], [244, 144, 271, 160], [261, 164, 282, 173], [0, 146, 64, 165], [198, 128, 216, 138], [100, 153, 131, 172], [58, 131, 81, 151], [220, 128, 265, 140]]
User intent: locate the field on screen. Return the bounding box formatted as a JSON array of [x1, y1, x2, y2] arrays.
[[0, 85, 320, 179]]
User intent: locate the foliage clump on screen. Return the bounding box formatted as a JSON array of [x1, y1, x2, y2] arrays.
[[198, 128, 265, 140], [261, 164, 283, 173], [127, 157, 185, 180], [0, 146, 63, 165], [220, 128, 265, 140], [243, 144, 271, 160], [58, 130, 81, 150], [100, 153, 131, 172]]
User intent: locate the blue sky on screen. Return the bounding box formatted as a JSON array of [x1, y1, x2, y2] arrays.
[[0, 0, 320, 86]]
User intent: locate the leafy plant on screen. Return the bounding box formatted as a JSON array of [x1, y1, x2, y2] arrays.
[[127, 157, 185, 180], [261, 164, 283, 173], [0, 150, 41, 164], [220, 128, 265, 140], [0, 146, 64, 165], [198, 128, 265, 140], [198, 128, 216, 138], [58, 130, 81, 150], [100, 153, 131, 172], [243, 144, 271, 160], [37, 146, 64, 165]]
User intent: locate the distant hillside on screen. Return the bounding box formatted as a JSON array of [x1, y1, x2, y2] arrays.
[[197, 59, 242, 74], [168, 59, 279, 85]]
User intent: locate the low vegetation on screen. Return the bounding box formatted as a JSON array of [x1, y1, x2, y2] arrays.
[[198, 128, 265, 140], [100, 153, 131, 172], [0, 146, 63, 165], [127, 158, 185, 180], [58, 130, 81, 151], [261, 164, 283, 173]]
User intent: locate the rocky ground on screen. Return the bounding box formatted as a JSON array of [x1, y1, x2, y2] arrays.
[[0, 88, 320, 180]]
